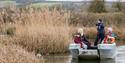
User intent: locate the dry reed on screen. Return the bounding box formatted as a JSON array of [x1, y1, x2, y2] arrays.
[[0, 7, 125, 55]]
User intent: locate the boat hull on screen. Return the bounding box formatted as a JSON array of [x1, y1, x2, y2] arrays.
[[98, 44, 116, 59], [69, 43, 117, 60]]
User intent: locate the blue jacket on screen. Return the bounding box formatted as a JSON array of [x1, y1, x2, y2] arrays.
[[96, 22, 105, 34]]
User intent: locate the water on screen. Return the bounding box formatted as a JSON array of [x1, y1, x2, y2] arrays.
[[44, 46, 125, 63]]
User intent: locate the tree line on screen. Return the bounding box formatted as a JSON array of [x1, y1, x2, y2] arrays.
[[88, 0, 125, 13]]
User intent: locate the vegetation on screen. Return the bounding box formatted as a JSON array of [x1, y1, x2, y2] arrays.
[[0, 37, 44, 63], [0, 6, 125, 55], [112, 0, 123, 12], [0, 7, 71, 54], [0, 1, 125, 63], [88, 0, 107, 13]]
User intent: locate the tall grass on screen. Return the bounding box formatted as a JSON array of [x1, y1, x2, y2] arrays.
[[0, 7, 125, 54], [0, 7, 72, 54], [0, 36, 43, 63]]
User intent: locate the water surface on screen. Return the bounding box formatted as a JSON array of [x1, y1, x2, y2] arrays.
[[44, 46, 125, 63]]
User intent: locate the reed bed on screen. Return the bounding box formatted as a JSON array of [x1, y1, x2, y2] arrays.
[[0, 7, 125, 55], [0, 36, 43, 63]]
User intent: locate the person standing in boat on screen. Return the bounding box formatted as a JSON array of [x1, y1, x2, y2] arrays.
[[74, 28, 91, 49], [94, 19, 105, 46]]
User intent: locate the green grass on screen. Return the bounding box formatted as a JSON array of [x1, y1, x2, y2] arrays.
[[30, 3, 60, 8], [0, 1, 16, 6], [0, 1, 15, 3]]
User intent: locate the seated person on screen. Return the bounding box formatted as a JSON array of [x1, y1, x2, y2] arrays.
[[74, 28, 91, 49], [103, 27, 116, 44]]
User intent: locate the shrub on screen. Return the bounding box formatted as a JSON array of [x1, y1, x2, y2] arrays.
[[88, 0, 107, 13]]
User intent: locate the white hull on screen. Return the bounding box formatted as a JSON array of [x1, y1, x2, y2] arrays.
[[69, 43, 117, 59], [99, 49, 116, 59], [69, 43, 98, 59], [98, 43, 116, 59]]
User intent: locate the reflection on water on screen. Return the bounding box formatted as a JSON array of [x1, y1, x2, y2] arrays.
[[78, 59, 115, 63], [79, 59, 116, 63], [44, 55, 72, 63], [79, 60, 99, 63], [100, 59, 115, 63], [44, 56, 117, 63], [44, 46, 125, 63]]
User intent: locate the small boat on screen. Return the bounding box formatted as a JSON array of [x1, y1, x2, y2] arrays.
[[69, 43, 116, 60], [69, 43, 99, 60], [98, 43, 116, 59]]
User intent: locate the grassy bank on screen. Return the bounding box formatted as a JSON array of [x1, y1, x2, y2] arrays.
[[0, 36, 44, 63], [0, 7, 125, 55]]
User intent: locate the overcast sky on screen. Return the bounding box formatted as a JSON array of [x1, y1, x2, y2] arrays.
[[47, 0, 125, 2]]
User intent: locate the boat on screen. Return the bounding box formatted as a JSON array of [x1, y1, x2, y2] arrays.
[[69, 43, 99, 60], [69, 43, 116, 60], [98, 43, 116, 59]]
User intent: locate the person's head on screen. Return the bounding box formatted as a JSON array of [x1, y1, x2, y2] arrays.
[[98, 19, 103, 23], [99, 19, 102, 21], [77, 28, 84, 35], [107, 27, 113, 33]]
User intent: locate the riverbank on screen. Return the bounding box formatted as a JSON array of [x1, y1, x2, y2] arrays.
[[0, 38, 44, 63]]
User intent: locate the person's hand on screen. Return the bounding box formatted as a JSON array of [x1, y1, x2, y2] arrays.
[[75, 34, 80, 37], [96, 23, 98, 26], [108, 35, 113, 39]]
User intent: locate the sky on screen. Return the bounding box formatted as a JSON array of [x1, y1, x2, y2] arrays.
[[47, 0, 125, 2]]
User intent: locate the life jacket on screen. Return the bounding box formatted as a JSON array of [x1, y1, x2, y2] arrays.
[[103, 32, 116, 44], [110, 37, 115, 44]]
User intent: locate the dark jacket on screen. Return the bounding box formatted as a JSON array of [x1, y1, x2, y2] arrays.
[[96, 22, 105, 34], [80, 35, 91, 48], [74, 33, 91, 48]]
